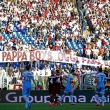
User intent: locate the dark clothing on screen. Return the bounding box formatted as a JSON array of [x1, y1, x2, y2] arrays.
[[104, 70, 108, 77], [55, 76, 63, 94], [48, 76, 57, 95]]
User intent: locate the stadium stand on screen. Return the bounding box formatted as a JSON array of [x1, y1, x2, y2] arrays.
[[0, 0, 110, 90]]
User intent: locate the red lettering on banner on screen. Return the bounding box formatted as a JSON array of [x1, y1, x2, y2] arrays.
[[2, 52, 7, 61], [76, 57, 78, 62], [39, 51, 48, 60], [17, 51, 22, 61], [2, 51, 27, 61], [104, 61, 109, 66], [12, 51, 17, 61], [21, 52, 27, 61], [75, 57, 78, 63], [70, 55, 77, 62], [48, 51, 52, 61], [30, 51, 35, 61], [41, 51, 46, 60], [71, 57, 75, 62], [1, 51, 110, 66], [91, 60, 96, 64], [6, 52, 12, 61], [95, 60, 98, 65], [35, 51, 41, 60], [65, 54, 69, 62], [87, 59, 91, 64], [82, 58, 87, 63], [58, 52, 63, 61], [97, 60, 101, 66]]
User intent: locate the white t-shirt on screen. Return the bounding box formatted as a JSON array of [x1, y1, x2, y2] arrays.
[[23, 45, 28, 51], [8, 41, 13, 47], [98, 55, 102, 60], [36, 69, 40, 76], [86, 70, 91, 74], [86, 49, 91, 55], [0, 70, 4, 88], [45, 68, 51, 76], [9, 23, 14, 31], [77, 62, 82, 69], [13, 71, 19, 78], [0, 70, 3, 78], [97, 40, 102, 48], [62, 25, 66, 30], [7, 75, 13, 85], [32, 69, 38, 79], [87, 37, 91, 43], [40, 70, 45, 76], [0, 69, 6, 78], [92, 49, 99, 55]]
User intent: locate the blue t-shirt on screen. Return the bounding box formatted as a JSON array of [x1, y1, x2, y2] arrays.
[[65, 74, 73, 88], [22, 71, 34, 88], [96, 72, 106, 87]]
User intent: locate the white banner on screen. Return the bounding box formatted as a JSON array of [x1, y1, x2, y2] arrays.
[[0, 50, 110, 66]]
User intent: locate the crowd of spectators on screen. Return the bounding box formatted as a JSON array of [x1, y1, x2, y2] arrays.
[[0, 61, 110, 90], [0, 0, 110, 90], [81, 0, 110, 60], [0, 0, 109, 59], [0, 0, 80, 52]]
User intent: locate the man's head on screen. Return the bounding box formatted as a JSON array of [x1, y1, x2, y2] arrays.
[[56, 70, 60, 75], [51, 70, 55, 76], [71, 69, 75, 74], [98, 67, 102, 72], [25, 64, 31, 71]]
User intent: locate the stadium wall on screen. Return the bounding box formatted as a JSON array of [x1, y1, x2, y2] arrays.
[[0, 90, 110, 103]]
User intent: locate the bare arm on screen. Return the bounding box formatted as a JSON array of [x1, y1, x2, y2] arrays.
[[46, 78, 49, 90]]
